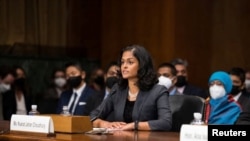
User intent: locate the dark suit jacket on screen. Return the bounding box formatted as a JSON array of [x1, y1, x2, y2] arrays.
[[183, 83, 208, 99], [57, 85, 99, 115], [237, 91, 250, 112], [90, 84, 172, 131], [83, 89, 104, 115], [2, 90, 32, 120], [235, 100, 250, 125], [38, 87, 60, 114]]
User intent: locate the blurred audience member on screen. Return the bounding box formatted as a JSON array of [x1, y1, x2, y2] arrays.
[[244, 70, 250, 93], [204, 71, 241, 124], [157, 62, 179, 95], [56, 61, 99, 115], [103, 61, 120, 99], [0, 65, 15, 120], [38, 68, 67, 114], [3, 65, 32, 120], [85, 61, 120, 120], [228, 67, 250, 112], [170, 58, 208, 99], [89, 67, 105, 92]]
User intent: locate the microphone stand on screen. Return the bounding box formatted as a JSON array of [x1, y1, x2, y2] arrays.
[[90, 87, 117, 122]]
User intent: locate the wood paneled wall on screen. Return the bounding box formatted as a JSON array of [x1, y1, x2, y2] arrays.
[[101, 0, 176, 67], [1, 0, 250, 88], [210, 0, 250, 71], [67, 0, 102, 59], [0, 0, 67, 46], [101, 0, 212, 88], [100, 0, 250, 88]]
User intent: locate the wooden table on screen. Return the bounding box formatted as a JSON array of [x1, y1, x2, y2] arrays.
[[0, 120, 180, 141]]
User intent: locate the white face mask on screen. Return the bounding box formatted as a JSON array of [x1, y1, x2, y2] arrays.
[[158, 76, 172, 89], [209, 85, 226, 99], [245, 80, 250, 89], [0, 83, 11, 93], [54, 78, 66, 88]]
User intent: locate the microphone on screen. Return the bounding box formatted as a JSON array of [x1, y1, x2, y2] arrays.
[[90, 85, 117, 122]]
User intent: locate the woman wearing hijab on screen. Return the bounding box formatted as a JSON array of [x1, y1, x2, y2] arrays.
[[204, 71, 242, 124]]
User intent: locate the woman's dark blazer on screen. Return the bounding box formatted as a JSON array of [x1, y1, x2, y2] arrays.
[[2, 89, 32, 120], [90, 84, 172, 131]]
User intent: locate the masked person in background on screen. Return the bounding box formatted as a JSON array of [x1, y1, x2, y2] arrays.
[[204, 71, 241, 124], [56, 61, 99, 116], [0, 65, 15, 120], [102, 61, 120, 100], [170, 58, 208, 99], [3, 66, 32, 120], [88, 67, 105, 92], [0, 66, 14, 94], [38, 68, 67, 114], [85, 61, 120, 120], [228, 67, 250, 112], [157, 62, 180, 95]]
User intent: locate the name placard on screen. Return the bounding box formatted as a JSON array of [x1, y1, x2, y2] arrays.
[[180, 124, 208, 141], [10, 114, 54, 134]]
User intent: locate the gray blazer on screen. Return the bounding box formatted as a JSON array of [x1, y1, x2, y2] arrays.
[[90, 84, 172, 131]]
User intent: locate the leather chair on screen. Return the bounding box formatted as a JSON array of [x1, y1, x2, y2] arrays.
[[169, 95, 205, 132]]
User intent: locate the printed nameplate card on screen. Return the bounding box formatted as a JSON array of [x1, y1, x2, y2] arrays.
[[180, 124, 208, 141], [10, 114, 54, 134]]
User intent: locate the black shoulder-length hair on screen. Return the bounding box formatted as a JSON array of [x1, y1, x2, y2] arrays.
[[117, 44, 158, 91]]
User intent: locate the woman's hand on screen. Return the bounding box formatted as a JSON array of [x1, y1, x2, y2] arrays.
[[99, 120, 126, 129], [93, 119, 127, 129], [106, 122, 127, 129], [120, 122, 134, 130]]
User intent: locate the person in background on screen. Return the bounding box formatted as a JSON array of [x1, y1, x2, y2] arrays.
[[157, 62, 179, 95], [102, 61, 120, 100], [56, 61, 99, 115], [3, 65, 32, 120], [85, 61, 120, 120], [204, 71, 241, 124], [88, 67, 105, 92], [90, 45, 172, 131], [38, 68, 67, 114], [0, 65, 15, 94], [244, 70, 250, 93], [0, 65, 15, 120], [228, 67, 250, 112], [170, 58, 208, 99]]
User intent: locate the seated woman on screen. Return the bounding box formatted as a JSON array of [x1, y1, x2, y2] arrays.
[[90, 45, 172, 131], [3, 66, 32, 120], [38, 68, 67, 114], [204, 71, 242, 124]]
